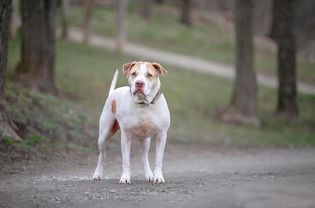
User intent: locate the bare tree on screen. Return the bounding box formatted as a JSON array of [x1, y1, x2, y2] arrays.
[[60, 0, 70, 39], [220, 0, 259, 126], [269, 0, 281, 41], [180, 0, 192, 26], [275, 0, 299, 120], [16, 0, 57, 94], [0, 0, 20, 139], [116, 0, 128, 51], [154, 0, 164, 4], [83, 0, 93, 44], [9, 0, 21, 38], [140, 0, 153, 20]]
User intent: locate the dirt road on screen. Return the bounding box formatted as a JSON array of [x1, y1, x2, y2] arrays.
[[1, 144, 315, 208]]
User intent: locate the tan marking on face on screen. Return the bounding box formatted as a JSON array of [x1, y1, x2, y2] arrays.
[[123, 61, 143, 77], [111, 100, 117, 113], [129, 62, 142, 77], [146, 63, 160, 78], [151, 62, 168, 76]]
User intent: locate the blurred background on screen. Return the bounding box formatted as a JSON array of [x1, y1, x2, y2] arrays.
[[0, 0, 315, 159]]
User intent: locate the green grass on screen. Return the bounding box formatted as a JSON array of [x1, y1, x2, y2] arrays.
[[8, 38, 315, 148], [3, 40, 94, 154], [68, 4, 315, 84]]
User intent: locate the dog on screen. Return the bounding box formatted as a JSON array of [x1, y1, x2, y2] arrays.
[[92, 61, 170, 184]]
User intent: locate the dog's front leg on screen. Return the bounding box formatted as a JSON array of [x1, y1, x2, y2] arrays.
[[153, 132, 167, 184], [141, 138, 154, 182], [119, 131, 131, 184]]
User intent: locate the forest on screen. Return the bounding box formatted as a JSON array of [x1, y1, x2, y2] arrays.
[[0, 0, 315, 207]]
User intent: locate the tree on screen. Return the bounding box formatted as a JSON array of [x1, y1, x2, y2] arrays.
[[180, 0, 192, 26], [274, 0, 299, 120], [154, 0, 164, 4], [219, 0, 259, 126], [60, 0, 70, 39], [16, 0, 57, 94], [0, 0, 19, 139], [83, 0, 93, 44], [9, 0, 21, 38], [116, 0, 128, 51], [269, 0, 281, 41], [140, 0, 153, 20]]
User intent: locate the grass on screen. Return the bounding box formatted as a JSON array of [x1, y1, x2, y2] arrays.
[[3, 41, 94, 155], [68, 4, 315, 84], [8, 37, 315, 148]]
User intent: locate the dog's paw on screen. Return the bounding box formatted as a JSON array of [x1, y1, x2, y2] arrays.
[[153, 171, 164, 184], [145, 170, 154, 182], [92, 171, 103, 180], [93, 173, 102, 180], [119, 174, 131, 184]]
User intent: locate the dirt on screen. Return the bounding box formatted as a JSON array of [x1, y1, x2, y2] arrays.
[[1, 144, 315, 208]]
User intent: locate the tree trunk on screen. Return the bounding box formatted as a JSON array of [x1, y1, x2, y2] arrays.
[[0, 0, 20, 139], [253, 0, 272, 36], [140, 0, 153, 20], [83, 0, 93, 44], [154, 0, 164, 4], [9, 0, 21, 38], [275, 0, 299, 120], [60, 0, 70, 39], [116, 0, 128, 51], [220, 0, 259, 126], [180, 0, 192, 26], [17, 0, 57, 94], [269, 0, 281, 41]]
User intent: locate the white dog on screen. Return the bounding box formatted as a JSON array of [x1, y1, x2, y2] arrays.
[[92, 61, 170, 184]]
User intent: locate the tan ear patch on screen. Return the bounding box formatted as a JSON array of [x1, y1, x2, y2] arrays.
[[123, 61, 137, 76], [152, 62, 168, 76], [111, 100, 117, 113]]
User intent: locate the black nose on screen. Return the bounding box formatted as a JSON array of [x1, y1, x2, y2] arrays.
[[136, 81, 144, 88]]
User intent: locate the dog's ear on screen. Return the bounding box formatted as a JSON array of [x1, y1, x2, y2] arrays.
[[123, 61, 136, 76], [152, 62, 168, 76]]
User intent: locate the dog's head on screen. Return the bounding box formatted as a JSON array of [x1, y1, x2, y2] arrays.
[[123, 61, 167, 104]]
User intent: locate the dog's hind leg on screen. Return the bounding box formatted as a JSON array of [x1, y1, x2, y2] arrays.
[[93, 102, 119, 180]]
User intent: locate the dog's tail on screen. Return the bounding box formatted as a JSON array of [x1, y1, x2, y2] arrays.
[[109, 69, 119, 95]]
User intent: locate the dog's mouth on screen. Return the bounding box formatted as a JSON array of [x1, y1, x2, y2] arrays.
[[132, 89, 145, 96]]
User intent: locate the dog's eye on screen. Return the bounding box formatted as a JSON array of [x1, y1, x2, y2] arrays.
[[131, 72, 137, 77], [147, 73, 153, 78]]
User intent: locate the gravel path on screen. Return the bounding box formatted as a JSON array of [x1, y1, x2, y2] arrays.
[[68, 28, 315, 95], [1, 144, 315, 208]]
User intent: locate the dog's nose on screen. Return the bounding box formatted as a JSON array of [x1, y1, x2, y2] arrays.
[[135, 81, 144, 88]]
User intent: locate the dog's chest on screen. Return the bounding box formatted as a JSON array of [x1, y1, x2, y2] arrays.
[[119, 108, 162, 138]]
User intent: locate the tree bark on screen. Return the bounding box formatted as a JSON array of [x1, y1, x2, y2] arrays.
[[60, 0, 70, 39], [116, 0, 128, 51], [253, 0, 272, 36], [269, 0, 281, 41], [220, 0, 259, 126], [9, 0, 21, 38], [0, 0, 20, 139], [140, 0, 153, 20], [83, 0, 93, 44], [180, 0, 192, 26], [17, 0, 57, 94], [154, 0, 164, 4], [275, 0, 299, 120]]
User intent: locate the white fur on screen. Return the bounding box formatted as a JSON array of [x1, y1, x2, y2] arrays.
[[93, 65, 170, 184]]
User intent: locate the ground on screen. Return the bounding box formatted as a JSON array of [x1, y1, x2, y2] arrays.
[[1, 144, 315, 208]]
